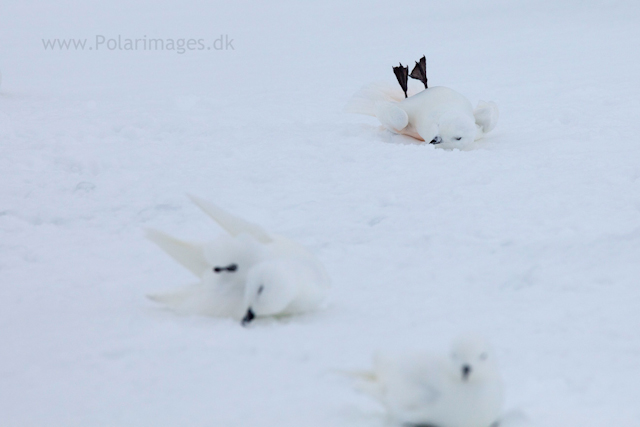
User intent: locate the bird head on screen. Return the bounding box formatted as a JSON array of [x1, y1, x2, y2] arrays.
[[434, 112, 477, 149], [448, 334, 499, 383], [240, 259, 299, 326]]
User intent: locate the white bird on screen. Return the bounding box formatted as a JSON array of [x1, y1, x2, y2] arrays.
[[352, 334, 505, 427], [146, 195, 330, 325], [347, 79, 498, 150]]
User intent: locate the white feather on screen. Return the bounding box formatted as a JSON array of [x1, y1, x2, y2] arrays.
[[353, 334, 505, 427], [347, 83, 499, 149], [146, 196, 330, 323], [474, 100, 500, 136], [145, 228, 208, 278], [188, 194, 273, 244]]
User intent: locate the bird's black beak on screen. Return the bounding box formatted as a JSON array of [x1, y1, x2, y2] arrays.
[[462, 364, 472, 381], [241, 308, 255, 326], [430, 135, 442, 144]]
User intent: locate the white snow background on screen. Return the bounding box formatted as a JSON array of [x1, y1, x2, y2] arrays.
[[1, 0, 640, 426]]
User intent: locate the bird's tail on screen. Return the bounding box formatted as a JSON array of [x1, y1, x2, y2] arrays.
[[333, 369, 384, 400], [345, 81, 423, 116], [333, 368, 377, 380]]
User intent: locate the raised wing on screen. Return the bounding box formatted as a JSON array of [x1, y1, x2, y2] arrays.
[[188, 195, 273, 244], [146, 228, 208, 277]]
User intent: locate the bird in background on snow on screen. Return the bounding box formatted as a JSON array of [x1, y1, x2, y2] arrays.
[[349, 334, 508, 427], [146, 195, 331, 325], [346, 56, 499, 150]]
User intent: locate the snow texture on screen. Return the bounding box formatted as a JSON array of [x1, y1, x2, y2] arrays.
[[1, 1, 640, 426]]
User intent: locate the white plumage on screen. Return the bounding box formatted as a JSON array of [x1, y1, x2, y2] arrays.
[[352, 334, 505, 427], [347, 82, 499, 149], [146, 195, 330, 324]]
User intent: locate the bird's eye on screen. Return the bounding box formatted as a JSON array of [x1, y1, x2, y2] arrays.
[[454, 137, 462, 141], [213, 263, 238, 273], [479, 352, 488, 361]]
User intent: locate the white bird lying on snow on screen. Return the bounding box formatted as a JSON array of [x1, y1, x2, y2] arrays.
[[146, 195, 330, 325], [346, 56, 499, 150], [351, 334, 504, 427]]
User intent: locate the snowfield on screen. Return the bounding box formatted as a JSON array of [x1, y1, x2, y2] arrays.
[[1, 1, 640, 426]]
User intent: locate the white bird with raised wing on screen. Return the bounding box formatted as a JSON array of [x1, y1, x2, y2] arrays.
[[147, 195, 330, 325]]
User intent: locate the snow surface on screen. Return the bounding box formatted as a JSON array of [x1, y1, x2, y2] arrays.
[[1, 1, 640, 426]]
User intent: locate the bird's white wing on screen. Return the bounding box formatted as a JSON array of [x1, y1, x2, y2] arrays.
[[147, 285, 197, 309], [378, 354, 445, 421], [375, 101, 409, 132], [146, 228, 209, 277], [188, 195, 273, 244], [345, 82, 408, 116], [473, 101, 499, 134], [414, 377, 442, 405], [147, 282, 244, 318]]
